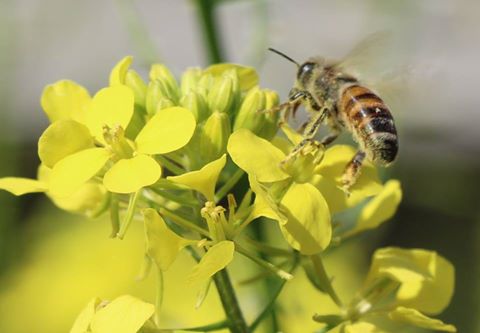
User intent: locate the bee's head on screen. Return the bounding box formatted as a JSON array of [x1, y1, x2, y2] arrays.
[[297, 61, 318, 81]]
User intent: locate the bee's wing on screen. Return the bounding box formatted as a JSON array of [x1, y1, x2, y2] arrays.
[[336, 32, 413, 106]]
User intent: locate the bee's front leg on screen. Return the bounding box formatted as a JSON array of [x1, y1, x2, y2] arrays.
[[341, 150, 366, 195], [267, 89, 307, 125]]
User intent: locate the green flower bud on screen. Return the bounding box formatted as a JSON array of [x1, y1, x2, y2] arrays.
[[222, 69, 241, 114], [125, 105, 147, 139], [198, 73, 214, 96], [181, 91, 209, 123], [146, 80, 164, 115], [156, 97, 175, 112], [149, 64, 179, 101], [181, 67, 202, 95], [208, 75, 234, 113], [200, 111, 231, 163], [233, 87, 266, 133], [125, 69, 147, 108], [260, 89, 280, 140]]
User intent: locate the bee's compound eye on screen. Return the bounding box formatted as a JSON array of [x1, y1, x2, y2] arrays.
[[298, 62, 316, 78]]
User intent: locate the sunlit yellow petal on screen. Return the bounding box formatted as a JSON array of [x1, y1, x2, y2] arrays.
[[315, 145, 383, 202], [38, 120, 94, 168], [366, 247, 455, 314], [109, 56, 133, 86], [204, 63, 258, 90], [168, 154, 226, 201], [227, 129, 289, 182], [187, 241, 235, 285], [89, 295, 155, 333], [389, 307, 456, 332], [347, 180, 402, 236], [86, 86, 134, 140], [103, 155, 161, 193], [69, 297, 100, 333], [135, 107, 196, 155], [247, 175, 287, 224], [144, 208, 195, 271], [0, 177, 47, 196], [50, 148, 111, 198], [343, 322, 387, 333], [40, 80, 91, 123], [280, 182, 331, 254]]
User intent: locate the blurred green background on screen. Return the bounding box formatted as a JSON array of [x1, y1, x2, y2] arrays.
[[0, 0, 478, 332]]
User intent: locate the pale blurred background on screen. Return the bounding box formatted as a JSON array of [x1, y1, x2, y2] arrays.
[[0, 0, 479, 332]]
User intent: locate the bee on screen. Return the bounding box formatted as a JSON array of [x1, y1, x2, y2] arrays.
[[268, 39, 398, 192]]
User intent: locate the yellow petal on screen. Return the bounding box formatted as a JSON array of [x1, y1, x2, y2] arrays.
[[310, 175, 349, 214], [69, 297, 100, 333], [86, 86, 135, 140], [40, 80, 91, 123], [247, 175, 287, 224], [366, 247, 455, 314], [50, 148, 111, 198], [315, 145, 383, 203], [188, 241, 235, 285], [90, 295, 155, 333], [38, 120, 94, 168], [0, 177, 47, 195], [143, 208, 194, 271], [167, 154, 226, 201], [109, 56, 133, 86], [343, 322, 387, 333], [204, 63, 258, 91], [135, 107, 196, 155], [280, 182, 331, 254], [103, 155, 161, 193], [348, 180, 402, 235], [389, 307, 456, 332], [227, 129, 289, 182]]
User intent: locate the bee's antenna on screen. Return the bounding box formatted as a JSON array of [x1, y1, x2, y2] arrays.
[[268, 48, 300, 67]]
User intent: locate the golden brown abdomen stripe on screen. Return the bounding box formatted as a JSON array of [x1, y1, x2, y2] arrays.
[[339, 84, 398, 164]]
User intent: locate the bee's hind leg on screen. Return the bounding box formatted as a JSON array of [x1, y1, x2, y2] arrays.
[[341, 150, 366, 195]]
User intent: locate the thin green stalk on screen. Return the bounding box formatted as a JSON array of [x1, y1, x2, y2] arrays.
[[159, 207, 210, 237], [215, 168, 244, 202], [142, 320, 229, 332], [194, 0, 225, 64], [117, 190, 141, 239], [156, 155, 185, 175], [149, 188, 199, 208], [154, 266, 164, 326], [235, 244, 293, 280], [250, 257, 299, 331], [213, 268, 250, 333], [310, 254, 344, 308]]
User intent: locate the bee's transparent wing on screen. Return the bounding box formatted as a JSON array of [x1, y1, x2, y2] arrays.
[[336, 31, 414, 106]]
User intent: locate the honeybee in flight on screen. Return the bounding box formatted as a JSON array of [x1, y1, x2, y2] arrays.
[[269, 37, 399, 193]]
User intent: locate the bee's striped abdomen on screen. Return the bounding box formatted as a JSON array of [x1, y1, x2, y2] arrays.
[[339, 84, 398, 165]]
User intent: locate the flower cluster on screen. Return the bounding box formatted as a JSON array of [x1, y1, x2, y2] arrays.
[[0, 58, 455, 333]]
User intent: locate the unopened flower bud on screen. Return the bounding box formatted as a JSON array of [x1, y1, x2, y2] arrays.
[[207, 75, 234, 113], [200, 111, 231, 163], [222, 69, 241, 114], [156, 97, 175, 112], [233, 87, 266, 133], [181, 67, 202, 95], [260, 89, 280, 140], [181, 91, 209, 123], [146, 80, 166, 115], [149, 64, 179, 102], [125, 69, 147, 108]]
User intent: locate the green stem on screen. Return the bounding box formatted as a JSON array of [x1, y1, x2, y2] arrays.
[[117, 190, 141, 239], [142, 320, 229, 332], [235, 244, 293, 280], [310, 254, 344, 308], [156, 155, 185, 175], [250, 257, 299, 331], [213, 268, 250, 333], [215, 168, 244, 202], [159, 207, 210, 237], [194, 0, 225, 64]]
